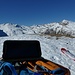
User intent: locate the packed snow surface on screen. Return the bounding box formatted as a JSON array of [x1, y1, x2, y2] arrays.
[[0, 20, 75, 74]]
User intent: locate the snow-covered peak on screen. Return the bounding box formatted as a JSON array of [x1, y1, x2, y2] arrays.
[[60, 20, 69, 25], [31, 20, 75, 37], [0, 20, 75, 74], [0, 20, 75, 37], [0, 23, 22, 36], [0, 23, 35, 36], [62, 20, 69, 23]]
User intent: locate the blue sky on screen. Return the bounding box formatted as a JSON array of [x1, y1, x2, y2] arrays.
[[0, 0, 75, 26]]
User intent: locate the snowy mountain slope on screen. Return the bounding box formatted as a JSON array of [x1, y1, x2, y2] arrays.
[[31, 20, 75, 37], [0, 35, 75, 75], [1, 20, 75, 37], [0, 20, 75, 74], [0, 23, 35, 36], [0, 30, 7, 36]]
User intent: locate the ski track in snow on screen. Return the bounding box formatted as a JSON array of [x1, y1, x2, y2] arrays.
[[0, 35, 75, 75]]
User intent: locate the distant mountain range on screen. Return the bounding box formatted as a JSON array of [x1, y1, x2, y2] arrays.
[[0, 20, 75, 75], [0, 20, 75, 37]]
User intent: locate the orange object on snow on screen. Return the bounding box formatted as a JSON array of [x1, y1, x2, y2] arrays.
[[2, 40, 70, 75]]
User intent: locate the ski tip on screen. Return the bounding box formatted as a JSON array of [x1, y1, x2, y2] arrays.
[[61, 48, 66, 50], [61, 48, 67, 53]]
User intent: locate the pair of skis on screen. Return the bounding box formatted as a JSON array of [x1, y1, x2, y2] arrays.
[[61, 48, 75, 61]]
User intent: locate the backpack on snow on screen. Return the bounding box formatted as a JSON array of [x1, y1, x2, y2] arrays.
[[2, 40, 70, 75], [2, 40, 42, 61], [1, 40, 43, 75]]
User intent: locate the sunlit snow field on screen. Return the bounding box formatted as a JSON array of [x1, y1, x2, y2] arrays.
[[0, 20, 75, 74]]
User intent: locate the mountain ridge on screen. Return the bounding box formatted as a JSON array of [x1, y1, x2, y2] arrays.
[[0, 20, 75, 37], [0, 20, 75, 74]]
